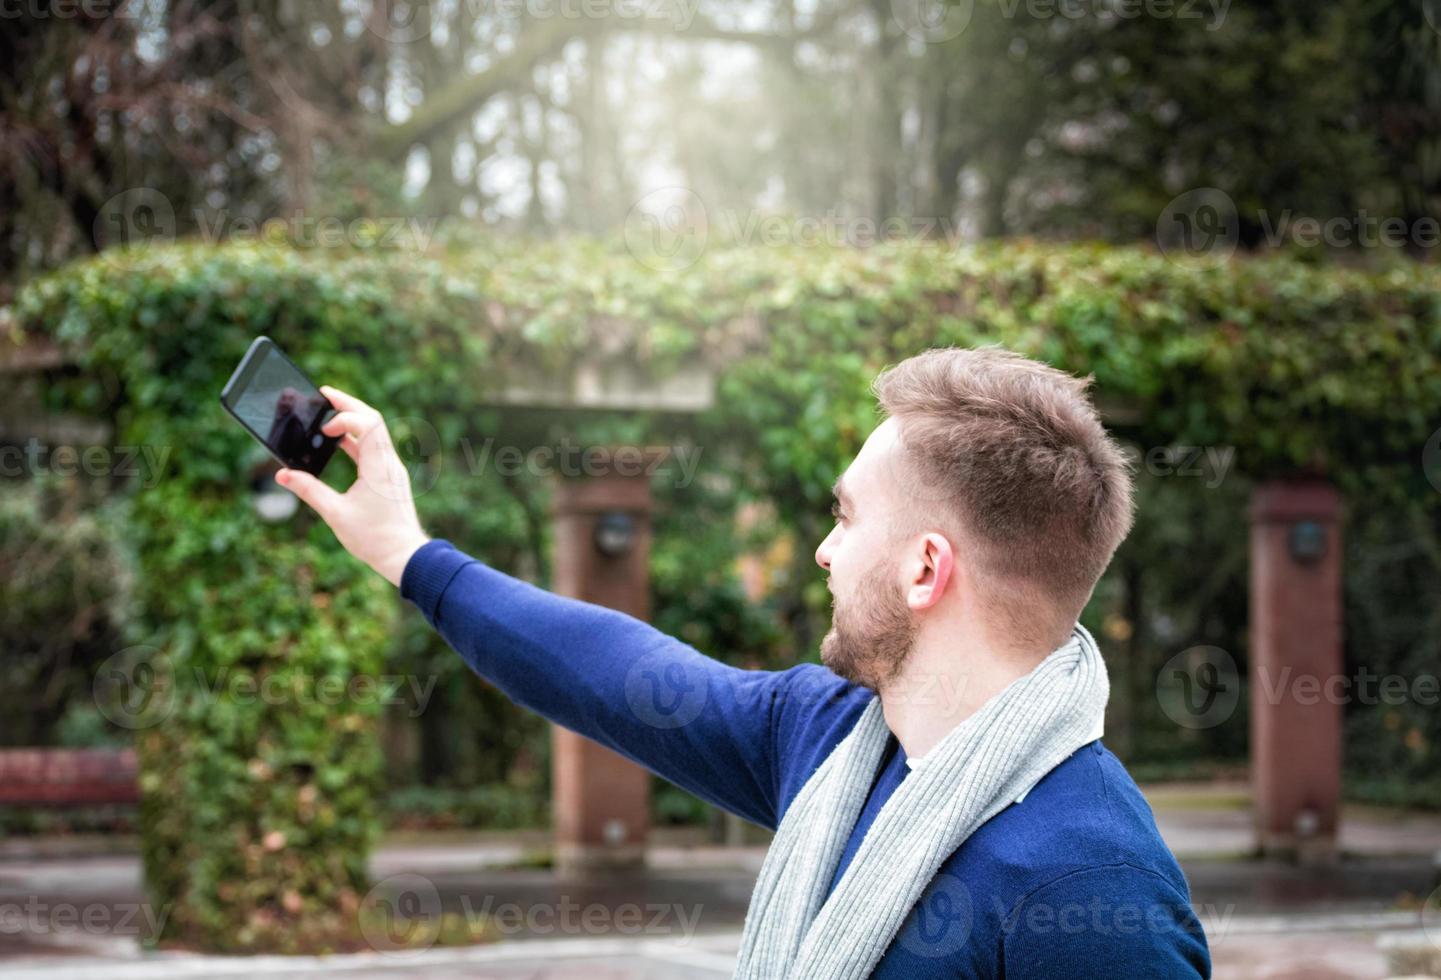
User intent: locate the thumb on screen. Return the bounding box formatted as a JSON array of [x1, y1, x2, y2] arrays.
[[277, 469, 344, 521]]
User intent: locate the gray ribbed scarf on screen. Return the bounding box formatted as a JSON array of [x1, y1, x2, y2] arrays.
[[734, 625, 1109, 980]]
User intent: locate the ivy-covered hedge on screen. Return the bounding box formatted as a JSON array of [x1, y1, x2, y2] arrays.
[[11, 237, 1441, 950]]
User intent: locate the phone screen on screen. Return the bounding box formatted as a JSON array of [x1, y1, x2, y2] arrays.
[[221, 338, 338, 475]]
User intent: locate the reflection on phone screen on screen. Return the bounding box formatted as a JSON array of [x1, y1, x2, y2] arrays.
[[233, 348, 331, 464]]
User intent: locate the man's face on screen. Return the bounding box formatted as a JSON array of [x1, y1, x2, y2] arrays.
[[814, 419, 919, 690]]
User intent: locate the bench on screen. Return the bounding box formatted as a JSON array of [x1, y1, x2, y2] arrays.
[[0, 748, 140, 806]]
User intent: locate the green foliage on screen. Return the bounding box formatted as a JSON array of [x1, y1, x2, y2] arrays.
[[13, 234, 1441, 950], [385, 784, 548, 831], [11, 243, 526, 952], [0, 477, 132, 746]]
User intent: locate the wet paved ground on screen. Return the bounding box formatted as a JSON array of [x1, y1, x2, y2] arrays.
[[3, 788, 1440, 978]]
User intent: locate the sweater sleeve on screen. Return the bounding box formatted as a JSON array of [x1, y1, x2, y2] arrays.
[[999, 864, 1211, 979], [399, 538, 803, 829]]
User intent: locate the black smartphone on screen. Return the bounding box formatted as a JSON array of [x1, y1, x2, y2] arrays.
[[219, 336, 339, 476]]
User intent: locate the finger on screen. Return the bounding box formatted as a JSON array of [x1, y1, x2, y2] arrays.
[[276, 469, 345, 521], [320, 385, 375, 415], [321, 410, 380, 441], [338, 433, 361, 464]]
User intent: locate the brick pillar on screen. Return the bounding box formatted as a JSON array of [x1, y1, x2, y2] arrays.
[[1250, 479, 1343, 862], [551, 465, 653, 877]]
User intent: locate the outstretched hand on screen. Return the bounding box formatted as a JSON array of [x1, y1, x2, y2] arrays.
[[276, 385, 430, 587]]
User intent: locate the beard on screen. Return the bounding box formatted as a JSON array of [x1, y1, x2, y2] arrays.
[[820, 560, 918, 691]]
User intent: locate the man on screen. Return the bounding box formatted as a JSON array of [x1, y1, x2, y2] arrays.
[[278, 347, 1210, 978]]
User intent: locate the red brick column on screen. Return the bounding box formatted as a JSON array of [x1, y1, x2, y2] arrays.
[[551, 467, 653, 876], [1250, 479, 1343, 861]]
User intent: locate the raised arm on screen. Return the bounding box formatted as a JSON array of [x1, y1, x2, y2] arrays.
[[399, 538, 808, 826], [276, 386, 833, 827]]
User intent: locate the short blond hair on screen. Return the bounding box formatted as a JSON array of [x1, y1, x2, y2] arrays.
[[873, 347, 1134, 626]]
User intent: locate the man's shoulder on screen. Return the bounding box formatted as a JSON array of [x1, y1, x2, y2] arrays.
[[758, 663, 873, 816], [888, 744, 1209, 977], [950, 740, 1188, 899]]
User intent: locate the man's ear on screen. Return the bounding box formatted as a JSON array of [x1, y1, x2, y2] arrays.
[[905, 532, 954, 611]]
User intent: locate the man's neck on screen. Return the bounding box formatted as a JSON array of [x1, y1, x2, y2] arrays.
[[878, 617, 1065, 763]]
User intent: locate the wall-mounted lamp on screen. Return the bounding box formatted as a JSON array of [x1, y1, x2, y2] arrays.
[[594, 511, 636, 558], [1288, 520, 1327, 564]]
